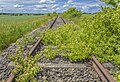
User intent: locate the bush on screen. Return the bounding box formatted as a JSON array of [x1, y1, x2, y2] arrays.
[[62, 7, 82, 18]]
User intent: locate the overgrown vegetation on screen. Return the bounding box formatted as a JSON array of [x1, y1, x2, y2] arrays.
[[9, 36, 41, 82], [0, 15, 50, 52], [4, 0, 120, 81], [40, 2, 120, 81], [42, 24, 90, 61], [68, 6, 120, 65]]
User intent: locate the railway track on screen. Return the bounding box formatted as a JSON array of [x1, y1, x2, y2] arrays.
[[0, 16, 116, 82], [6, 16, 67, 82]]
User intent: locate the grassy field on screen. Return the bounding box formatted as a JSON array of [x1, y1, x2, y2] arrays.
[[0, 15, 50, 52]]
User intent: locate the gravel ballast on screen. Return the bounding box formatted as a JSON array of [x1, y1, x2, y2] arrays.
[[37, 56, 102, 82], [0, 17, 67, 81], [0, 17, 117, 82]]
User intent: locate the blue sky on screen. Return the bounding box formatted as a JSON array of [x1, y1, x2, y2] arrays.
[[0, 0, 106, 13]]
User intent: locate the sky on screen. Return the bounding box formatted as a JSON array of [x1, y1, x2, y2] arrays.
[[0, 0, 107, 14]]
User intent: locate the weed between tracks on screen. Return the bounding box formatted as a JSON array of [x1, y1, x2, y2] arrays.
[[9, 36, 42, 82], [40, 7, 120, 81], [41, 24, 90, 61]]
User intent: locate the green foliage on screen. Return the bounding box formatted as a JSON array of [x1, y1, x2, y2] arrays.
[[47, 12, 58, 18], [9, 37, 41, 82], [52, 12, 58, 16], [41, 24, 90, 61], [101, 0, 120, 7], [47, 13, 51, 16], [41, 45, 59, 59], [118, 74, 120, 82], [40, 5, 120, 68], [62, 7, 82, 19], [22, 36, 36, 45], [72, 6, 120, 66]]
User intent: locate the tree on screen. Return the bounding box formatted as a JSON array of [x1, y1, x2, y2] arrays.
[[62, 7, 82, 18], [101, 0, 120, 7], [52, 12, 58, 16], [47, 13, 51, 16]]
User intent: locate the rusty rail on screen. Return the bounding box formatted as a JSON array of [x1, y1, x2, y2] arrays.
[[7, 74, 15, 82], [92, 55, 115, 82], [29, 16, 59, 56], [6, 16, 66, 82], [60, 17, 66, 24], [29, 39, 43, 56], [50, 16, 58, 28]]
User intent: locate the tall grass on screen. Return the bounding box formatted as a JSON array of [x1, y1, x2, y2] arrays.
[[0, 15, 50, 52]]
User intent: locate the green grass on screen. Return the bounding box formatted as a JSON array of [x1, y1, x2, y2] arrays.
[[81, 14, 96, 18], [69, 14, 95, 23], [0, 15, 50, 52]]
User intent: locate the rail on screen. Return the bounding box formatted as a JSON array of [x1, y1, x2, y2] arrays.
[[6, 17, 115, 82], [6, 16, 66, 82], [92, 55, 115, 82]]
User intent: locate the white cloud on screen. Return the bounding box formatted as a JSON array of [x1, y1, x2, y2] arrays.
[[67, 0, 75, 3], [56, 7, 59, 10], [88, 4, 100, 7], [33, 8, 39, 11], [79, 4, 100, 10], [35, 4, 48, 9], [39, 0, 56, 4], [13, 4, 23, 8], [35, 5, 42, 8], [63, 4, 69, 8], [42, 8, 47, 11], [51, 4, 58, 9], [81, 6, 88, 10], [63, 1, 104, 12]]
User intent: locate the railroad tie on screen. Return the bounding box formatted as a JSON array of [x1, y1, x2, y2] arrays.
[[37, 63, 86, 68]]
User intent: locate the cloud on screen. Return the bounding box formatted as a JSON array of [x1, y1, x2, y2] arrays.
[[33, 8, 39, 11], [13, 4, 23, 8], [79, 3, 100, 10], [35, 4, 48, 9], [42, 8, 47, 11], [56, 7, 60, 10], [67, 0, 75, 3], [0, 9, 3, 11], [63, 4, 69, 8], [51, 4, 58, 9], [39, 0, 56, 4], [62, 0, 106, 13], [0, 0, 106, 13], [81, 6, 88, 10]]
